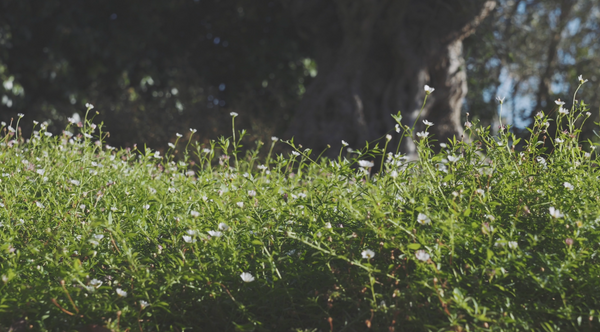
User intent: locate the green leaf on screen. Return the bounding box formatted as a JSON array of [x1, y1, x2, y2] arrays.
[[407, 243, 421, 250]]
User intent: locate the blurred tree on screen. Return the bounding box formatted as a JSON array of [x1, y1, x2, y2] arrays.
[[285, 0, 496, 155], [0, 0, 311, 148], [464, 0, 599, 144]]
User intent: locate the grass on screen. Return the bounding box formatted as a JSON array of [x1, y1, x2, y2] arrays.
[[0, 84, 600, 331]]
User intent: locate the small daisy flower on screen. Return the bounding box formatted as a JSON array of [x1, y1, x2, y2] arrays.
[[190, 128, 197, 133], [140, 300, 149, 309], [415, 250, 430, 262], [386, 134, 392, 141], [549, 207, 564, 218], [476, 189, 485, 195], [271, 136, 279, 142], [230, 112, 238, 117], [324, 222, 332, 229], [417, 213, 430, 225], [182, 235, 196, 243], [496, 96, 505, 103], [555, 99, 565, 106], [508, 241, 518, 249], [361, 249, 375, 259], [555, 138, 564, 143], [218, 222, 229, 231], [191, 210, 200, 217], [248, 190, 257, 197], [447, 155, 460, 163], [424, 85, 435, 94], [85, 103, 94, 109], [207, 230, 222, 237], [578, 75, 588, 84], [240, 272, 255, 282], [558, 107, 569, 115], [116, 288, 127, 297], [341, 140, 349, 146], [236, 202, 244, 208], [70, 179, 80, 186], [291, 151, 300, 156], [416, 131, 428, 139], [89, 279, 103, 288], [358, 160, 374, 168], [423, 120, 434, 126], [563, 182, 574, 190]]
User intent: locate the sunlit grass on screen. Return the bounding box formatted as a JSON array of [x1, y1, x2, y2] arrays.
[[1, 82, 600, 331]]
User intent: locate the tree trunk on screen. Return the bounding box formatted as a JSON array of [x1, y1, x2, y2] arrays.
[[285, 0, 496, 156]]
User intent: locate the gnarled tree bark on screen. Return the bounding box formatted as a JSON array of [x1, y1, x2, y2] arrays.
[[285, 0, 496, 156]]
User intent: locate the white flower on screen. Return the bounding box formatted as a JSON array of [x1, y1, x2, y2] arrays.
[[416, 131, 428, 139], [549, 207, 564, 218], [36, 201, 45, 209], [508, 241, 518, 249], [186, 230, 198, 236], [361, 249, 375, 259], [93, 234, 104, 241], [447, 155, 460, 163], [584, 152, 591, 158], [464, 121, 472, 129], [558, 107, 569, 115], [476, 189, 485, 195], [176, 133, 182, 138], [536, 111, 544, 118], [182, 235, 196, 243], [417, 213, 430, 225], [390, 170, 398, 178], [248, 190, 257, 197], [424, 85, 435, 94], [140, 300, 149, 309], [341, 140, 349, 146], [168, 143, 175, 148], [190, 128, 197, 133], [578, 75, 588, 83], [555, 138, 564, 143], [536, 156, 546, 165], [422, 120, 434, 126], [395, 124, 401, 133], [218, 222, 229, 231], [89, 279, 103, 288], [324, 222, 332, 229], [116, 288, 127, 297], [85, 103, 94, 109], [191, 210, 200, 217], [496, 96, 505, 103], [564, 182, 574, 190], [207, 230, 222, 237], [555, 99, 565, 106], [143, 204, 150, 210], [586, 112, 591, 117], [70, 179, 80, 186], [240, 272, 255, 282], [17, 113, 24, 118], [271, 136, 279, 142], [358, 160, 374, 168], [415, 250, 430, 262], [385, 134, 392, 141], [236, 202, 244, 208], [291, 151, 300, 157], [230, 112, 238, 117]]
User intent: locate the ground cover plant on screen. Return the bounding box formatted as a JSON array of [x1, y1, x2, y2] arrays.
[[1, 80, 600, 331]]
